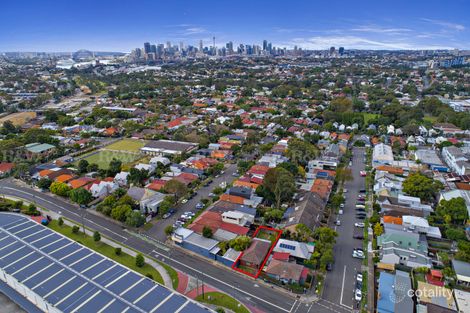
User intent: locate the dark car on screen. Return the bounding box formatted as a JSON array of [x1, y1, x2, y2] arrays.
[[353, 234, 364, 239], [359, 189, 366, 193], [356, 215, 366, 219], [326, 262, 333, 271], [356, 208, 366, 212]]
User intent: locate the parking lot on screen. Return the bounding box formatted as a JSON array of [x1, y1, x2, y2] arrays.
[[322, 147, 367, 310]]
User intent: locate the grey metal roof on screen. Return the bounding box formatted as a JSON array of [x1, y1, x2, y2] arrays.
[[453, 259, 470, 278], [0, 213, 211, 313]]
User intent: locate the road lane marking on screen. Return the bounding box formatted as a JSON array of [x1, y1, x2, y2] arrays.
[[340, 265, 347, 307], [150, 249, 292, 312], [0, 187, 128, 241]]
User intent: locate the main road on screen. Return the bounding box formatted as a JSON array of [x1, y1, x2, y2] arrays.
[[0, 178, 351, 313], [322, 147, 366, 311]]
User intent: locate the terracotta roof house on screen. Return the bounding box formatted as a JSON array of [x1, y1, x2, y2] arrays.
[[55, 174, 74, 183], [265, 260, 309, 285], [0, 163, 15, 176], [175, 172, 199, 185], [68, 177, 95, 189], [239, 238, 272, 270]]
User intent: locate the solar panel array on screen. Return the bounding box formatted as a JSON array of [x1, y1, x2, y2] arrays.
[[0, 213, 211, 313]]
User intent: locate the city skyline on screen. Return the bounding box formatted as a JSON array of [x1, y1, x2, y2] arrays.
[[1, 0, 469, 52]]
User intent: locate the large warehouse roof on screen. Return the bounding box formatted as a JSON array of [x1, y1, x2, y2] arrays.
[[0, 213, 210, 313]]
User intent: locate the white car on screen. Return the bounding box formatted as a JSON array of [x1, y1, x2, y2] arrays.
[[338, 209, 343, 215], [336, 220, 341, 226], [355, 222, 365, 228], [355, 289, 362, 302], [352, 250, 365, 259], [181, 199, 188, 204], [340, 203, 345, 208], [356, 273, 363, 283], [184, 211, 195, 217]]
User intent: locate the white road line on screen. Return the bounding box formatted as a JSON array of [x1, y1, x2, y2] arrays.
[[151, 250, 292, 312], [1, 187, 128, 241], [340, 265, 347, 307]]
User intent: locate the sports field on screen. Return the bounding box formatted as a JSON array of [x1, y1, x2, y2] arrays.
[[104, 139, 146, 152], [76, 150, 141, 169]]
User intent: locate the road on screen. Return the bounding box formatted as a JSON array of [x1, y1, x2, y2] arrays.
[[147, 162, 238, 242], [0, 177, 348, 313], [322, 147, 366, 311]]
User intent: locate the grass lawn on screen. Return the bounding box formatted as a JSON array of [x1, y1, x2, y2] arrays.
[[256, 229, 278, 244], [362, 113, 381, 124], [104, 139, 146, 152], [76, 149, 141, 169], [423, 116, 438, 123], [195, 292, 250, 313], [48, 220, 164, 284]]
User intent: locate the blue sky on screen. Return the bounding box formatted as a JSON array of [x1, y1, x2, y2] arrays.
[[1, 0, 469, 52]]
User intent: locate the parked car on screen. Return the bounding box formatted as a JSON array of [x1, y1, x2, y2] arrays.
[[356, 273, 363, 284], [336, 220, 341, 226], [339, 209, 344, 215], [355, 222, 365, 228], [356, 204, 365, 209], [359, 189, 366, 193], [162, 213, 172, 219], [360, 171, 367, 177], [232, 172, 239, 177], [184, 211, 195, 217], [196, 202, 204, 209], [355, 289, 362, 301], [343, 189, 348, 193], [352, 250, 365, 259], [181, 199, 188, 204], [356, 215, 366, 220], [340, 203, 345, 208], [326, 263, 333, 271], [169, 208, 176, 214], [353, 234, 364, 240]]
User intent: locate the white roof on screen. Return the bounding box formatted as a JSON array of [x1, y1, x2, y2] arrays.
[[402, 216, 429, 228]]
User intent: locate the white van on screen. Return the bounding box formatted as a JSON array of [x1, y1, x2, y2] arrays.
[[356, 204, 365, 209]]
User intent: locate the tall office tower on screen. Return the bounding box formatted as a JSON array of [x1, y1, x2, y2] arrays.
[[226, 41, 233, 54], [267, 42, 272, 54], [166, 41, 171, 49], [199, 40, 203, 51], [263, 40, 268, 51], [144, 42, 151, 54], [150, 44, 157, 54], [179, 41, 184, 51], [329, 46, 335, 55], [338, 47, 345, 55], [157, 44, 164, 56]]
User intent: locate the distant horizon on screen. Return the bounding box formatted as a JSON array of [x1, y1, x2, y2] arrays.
[[1, 0, 469, 52]]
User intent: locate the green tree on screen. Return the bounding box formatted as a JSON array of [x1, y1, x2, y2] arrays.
[[125, 210, 146, 227], [111, 204, 132, 222], [402, 172, 443, 201], [128, 168, 148, 187], [69, 188, 93, 205], [50, 181, 71, 197], [164, 225, 174, 236], [72, 225, 80, 234], [107, 158, 122, 176], [229, 236, 252, 251], [135, 253, 145, 267], [78, 159, 89, 173], [93, 231, 101, 242], [202, 226, 213, 238], [286, 138, 318, 166], [37, 178, 52, 190], [114, 247, 122, 255], [58, 217, 64, 226], [435, 197, 468, 226], [374, 223, 384, 236], [164, 179, 188, 200], [262, 167, 296, 208], [264, 208, 284, 223]]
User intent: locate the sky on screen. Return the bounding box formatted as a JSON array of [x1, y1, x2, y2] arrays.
[[1, 0, 469, 52]]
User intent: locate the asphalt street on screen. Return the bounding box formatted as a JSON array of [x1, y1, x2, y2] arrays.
[[0, 178, 300, 313], [147, 162, 238, 242], [322, 147, 366, 311]]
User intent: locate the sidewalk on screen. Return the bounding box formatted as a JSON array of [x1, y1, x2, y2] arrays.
[[5, 195, 175, 290]]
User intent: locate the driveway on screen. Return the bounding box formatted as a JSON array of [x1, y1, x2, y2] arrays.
[[145, 162, 238, 241], [322, 147, 366, 310]]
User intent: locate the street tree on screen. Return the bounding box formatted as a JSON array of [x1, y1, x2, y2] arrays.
[[69, 188, 93, 206]]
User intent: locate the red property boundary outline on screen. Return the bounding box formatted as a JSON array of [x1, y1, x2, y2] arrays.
[[231, 226, 282, 278]]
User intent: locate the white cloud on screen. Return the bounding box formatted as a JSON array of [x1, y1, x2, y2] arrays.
[[421, 18, 465, 31], [282, 35, 454, 50], [351, 26, 412, 34], [183, 27, 207, 35]]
